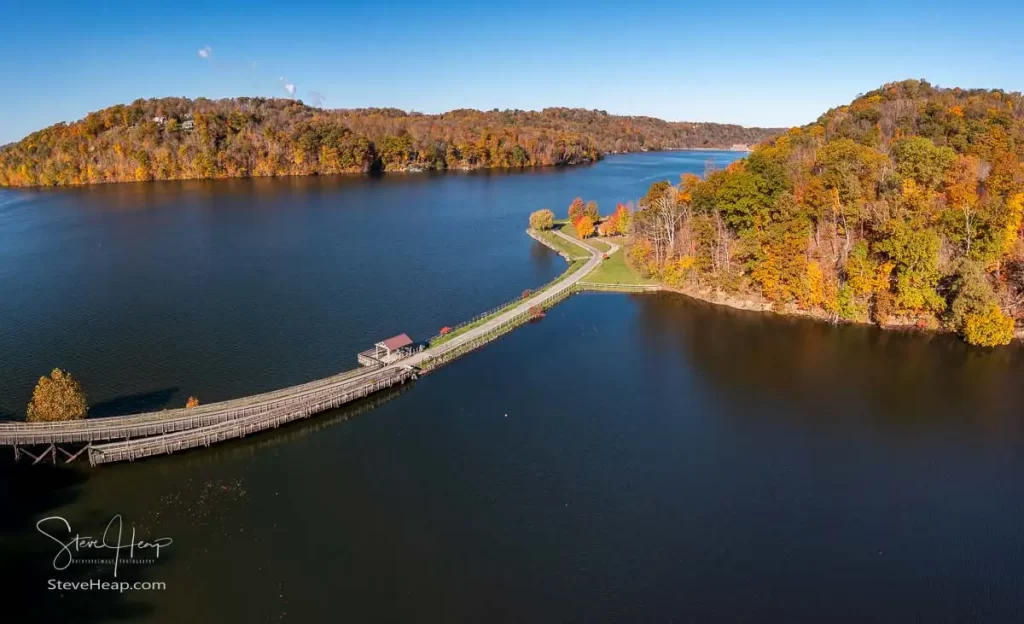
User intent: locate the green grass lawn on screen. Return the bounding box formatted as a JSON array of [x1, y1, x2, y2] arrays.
[[583, 249, 658, 285], [535, 229, 590, 258]]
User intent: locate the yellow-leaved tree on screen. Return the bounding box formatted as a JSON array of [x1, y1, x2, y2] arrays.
[[529, 209, 555, 231], [962, 304, 1015, 347], [26, 368, 88, 422]]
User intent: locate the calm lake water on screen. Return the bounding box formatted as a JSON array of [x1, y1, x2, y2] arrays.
[[3, 152, 1024, 623]]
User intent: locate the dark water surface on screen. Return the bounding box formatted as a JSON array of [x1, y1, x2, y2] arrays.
[[3, 152, 1024, 623]]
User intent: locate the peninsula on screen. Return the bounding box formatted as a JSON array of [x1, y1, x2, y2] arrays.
[[621, 80, 1024, 347]]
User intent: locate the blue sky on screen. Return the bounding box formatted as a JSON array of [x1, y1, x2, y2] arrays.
[[2, 0, 1023, 144]]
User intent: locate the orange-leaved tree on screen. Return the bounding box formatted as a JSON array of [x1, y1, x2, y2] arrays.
[[568, 197, 585, 222], [26, 368, 88, 422], [575, 215, 595, 238]]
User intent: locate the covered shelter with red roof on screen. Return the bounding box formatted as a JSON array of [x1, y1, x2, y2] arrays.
[[358, 333, 416, 366]]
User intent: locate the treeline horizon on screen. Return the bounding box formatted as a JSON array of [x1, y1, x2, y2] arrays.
[[0, 98, 783, 188], [626, 79, 1024, 346]]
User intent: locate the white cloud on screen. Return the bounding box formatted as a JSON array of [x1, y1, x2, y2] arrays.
[[307, 91, 326, 107], [197, 45, 212, 59], [279, 77, 296, 97]]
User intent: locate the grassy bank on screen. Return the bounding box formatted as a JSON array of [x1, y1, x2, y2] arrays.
[[533, 229, 591, 258], [582, 249, 657, 285]]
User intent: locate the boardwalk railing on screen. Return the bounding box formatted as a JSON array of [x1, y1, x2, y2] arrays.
[[577, 282, 663, 293], [428, 262, 583, 345], [420, 278, 581, 372], [89, 367, 413, 465]]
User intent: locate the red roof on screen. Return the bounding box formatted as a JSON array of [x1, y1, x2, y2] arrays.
[[380, 333, 413, 350]]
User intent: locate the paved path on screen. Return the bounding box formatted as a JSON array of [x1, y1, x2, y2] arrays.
[[405, 230, 601, 366]]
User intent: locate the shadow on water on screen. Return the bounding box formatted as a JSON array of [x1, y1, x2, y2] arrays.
[[89, 387, 181, 418], [635, 292, 1024, 436], [113, 381, 415, 471], [0, 460, 155, 622]]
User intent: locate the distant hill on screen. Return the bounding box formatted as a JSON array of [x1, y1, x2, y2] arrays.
[[0, 98, 783, 187], [628, 79, 1024, 346]]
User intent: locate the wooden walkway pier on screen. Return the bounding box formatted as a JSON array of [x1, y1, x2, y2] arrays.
[[88, 367, 413, 464], [0, 228, 655, 466]]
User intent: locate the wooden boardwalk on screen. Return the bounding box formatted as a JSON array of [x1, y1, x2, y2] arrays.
[[88, 367, 413, 464], [0, 364, 415, 465], [0, 227, 654, 466]]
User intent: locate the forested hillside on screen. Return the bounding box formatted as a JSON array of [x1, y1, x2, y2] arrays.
[[628, 80, 1024, 346], [0, 98, 781, 187]]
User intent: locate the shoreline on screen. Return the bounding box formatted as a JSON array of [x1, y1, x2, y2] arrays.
[[655, 280, 1024, 344], [0, 147, 752, 191]]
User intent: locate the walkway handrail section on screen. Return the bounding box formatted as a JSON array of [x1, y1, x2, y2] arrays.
[[424, 266, 585, 363], [577, 282, 662, 292], [426, 260, 584, 344], [415, 230, 600, 367], [89, 367, 413, 465], [428, 232, 596, 345], [427, 299, 522, 344]]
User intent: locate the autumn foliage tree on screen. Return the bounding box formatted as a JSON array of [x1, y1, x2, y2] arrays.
[[575, 215, 595, 238], [529, 208, 555, 231], [598, 203, 631, 236], [568, 197, 586, 222], [26, 368, 88, 422], [962, 304, 1015, 347]]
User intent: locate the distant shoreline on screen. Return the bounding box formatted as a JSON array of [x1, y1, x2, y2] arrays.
[[0, 148, 754, 190]]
